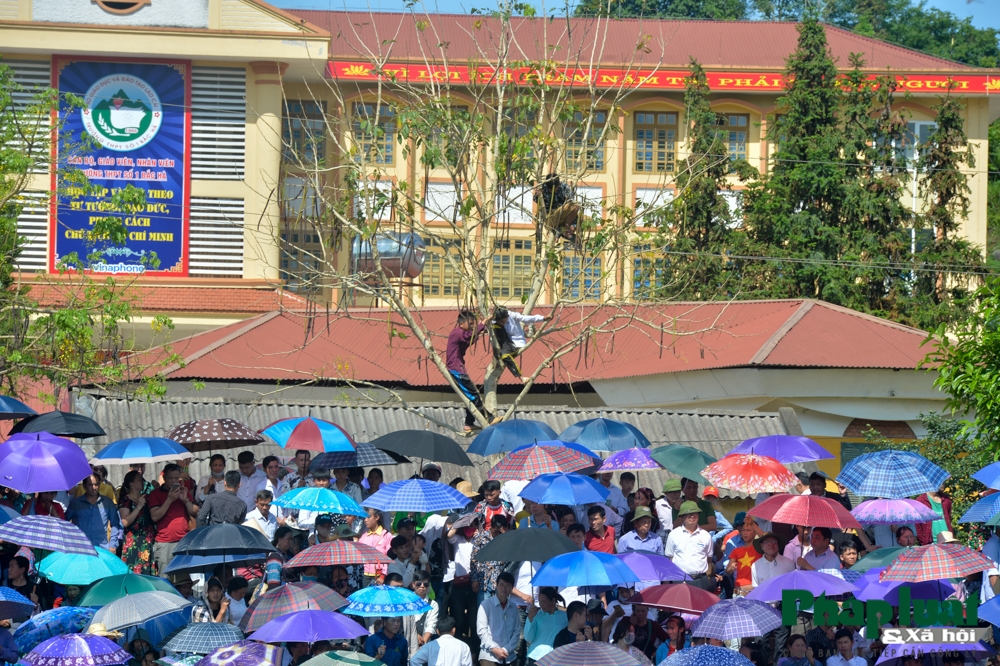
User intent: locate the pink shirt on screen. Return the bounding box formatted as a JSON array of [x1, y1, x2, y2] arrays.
[[359, 527, 393, 577]]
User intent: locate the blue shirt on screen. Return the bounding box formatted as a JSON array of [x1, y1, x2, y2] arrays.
[[617, 530, 664, 555], [66, 495, 122, 551], [712, 511, 733, 543], [365, 631, 407, 666], [0, 628, 17, 665], [518, 516, 556, 530]]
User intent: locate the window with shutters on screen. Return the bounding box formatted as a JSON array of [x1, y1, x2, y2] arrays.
[[561, 251, 603, 301], [189, 198, 244, 278], [716, 113, 749, 162], [191, 67, 246, 180], [566, 110, 607, 172], [491, 239, 533, 299], [352, 102, 395, 165], [634, 112, 677, 173], [13, 192, 48, 272], [422, 237, 463, 297], [283, 100, 326, 167], [6, 60, 51, 173]]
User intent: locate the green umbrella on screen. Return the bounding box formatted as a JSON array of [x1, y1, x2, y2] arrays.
[[78, 573, 180, 607], [850, 546, 910, 571], [301, 651, 385, 666], [38, 548, 129, 585], [649, 445, 717, 484]]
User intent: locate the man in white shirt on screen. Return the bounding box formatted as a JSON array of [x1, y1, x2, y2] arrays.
[[664, 501, 714, 590], [798, 527, 842, 570], [244, 490, 278, 540], [981, 527, 1000, 603], [655, 479, 683, 529], [411, 617, 472, 666], [256, 456, 288, 501], [225, 578, 248, 627], [501, 308, 545, 349], [500, 479, 529, 516], [595, 473, 628, 516], [751, 533, 796, 588], [236, 451, 266, 511], [477, 572, 521, 665], [825, 628, 867, 666], [195, 454, 227, 504]]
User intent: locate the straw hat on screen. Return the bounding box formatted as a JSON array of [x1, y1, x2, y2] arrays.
[[936, 531, 960, 544], [87, 623, 123, 639], [455, 481, 477, 498]]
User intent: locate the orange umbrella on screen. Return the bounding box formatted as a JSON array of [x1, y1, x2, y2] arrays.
[[701, 453, 796, 494], [748, 493, 862, 530]]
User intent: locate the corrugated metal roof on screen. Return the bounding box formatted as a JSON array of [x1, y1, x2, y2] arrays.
[[291, 11, 983, 72], [79, 395, 807, 498]]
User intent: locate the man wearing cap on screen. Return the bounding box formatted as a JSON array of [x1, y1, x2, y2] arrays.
[[421, 462, 443, 483], [617, 507, 663, 555], [654, 479, 683, 529], [665, 501, 715, 590], [702, 487, 733, 542], [672, 479, 717, 532]]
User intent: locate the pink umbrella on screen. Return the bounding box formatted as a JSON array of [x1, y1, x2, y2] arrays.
[[851, 499, 941, 525], [488, 444, 594, 481]]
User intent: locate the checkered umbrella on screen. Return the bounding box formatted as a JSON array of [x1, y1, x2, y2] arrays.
[[836, 449, 949, 499], [159, 623, 244, 655], [689, 598, 781, 640], [0, 515, 97, 556], [239, 582, 347, 632], [748, 494, 862, 530], [818, 568, 865, 584], [660, 645, 754, 666], [959, 492, 1000, 523], [362, 479, 473, 513], [311, 443, 407, 469], [283, 540, 391, 569], [537, 641, 643, 666], [91, 591, 193, 631], [701, 454, 796, 494], [166, 419, 264, 452], [880, 542, 996, 582], [487, 443, 595, 481]]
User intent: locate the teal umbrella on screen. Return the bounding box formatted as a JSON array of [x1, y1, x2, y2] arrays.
[[38, 548, 129, 585], [649, 444, 717, 484], [79, 574, 180, 607], [850, 546, 910, 572]]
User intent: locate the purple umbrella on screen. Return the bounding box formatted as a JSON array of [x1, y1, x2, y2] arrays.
[[728, 435, 833, 463], [248, 610, 368, 643], [0, 515, 97, 556], [0, 433, 91, 493], [851, 498, 941, 525], [616, 551, 689, 582], [598, 447, 662, 472], [196, 640, 281, 666], [876, 640, 995, 665], [855, 578, 956, 605], [746, 570, 858, 603], [23, 634, 132, 666]]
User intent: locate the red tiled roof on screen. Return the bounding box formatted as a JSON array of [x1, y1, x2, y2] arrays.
[[141, 299, 932, 386], [291, 11, 981, 72], [26, 283, 310, 315]]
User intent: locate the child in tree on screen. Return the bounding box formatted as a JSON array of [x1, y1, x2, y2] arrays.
[[491, 309, 529, 384], [446, 309, 489, 432]]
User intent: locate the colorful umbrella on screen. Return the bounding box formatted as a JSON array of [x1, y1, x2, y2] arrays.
[[851, 498, 941, 525], [850, 547, 910, 572], [973, 461, 1000, 490], [880, 542, 995, 582], [727, 435, 833, 463], [0, 515, 96, 555], [343, 585, 430, 618], [362, 479, 473, 513], [91, 438, 191, 465], [0, 395, 37, 420], [239, 582, 347, 632], [91, 591, 192, 631], [22, 634, 131, 666], [487, 443, 594, 481], [598, 447, 662, 472], [13, 607, 96, 653], [660, 645, 754, 666], [701, 454, 796, 494], [284, 541, 391, 569], [79, 574, 181, 607], [648, 445, 716, 484], [748, 494, 861, 530], [368, 430, 473, 466], [300, 653, 385, 666], [0, 433, 92, 493], [746, 570, 858, 603], [38, 548, 129, 585], [837, 449, 949, 499], [472, 527, 580, 563], [855, 578, 956, 604], [531, 551, 640, 588], [195, 641, 281, 666], [615, 552, 689, 582], [518, 472, 609, 506], [310, 443, 407, 470], [511, 440, 599, 460], [249, 610, 368, 643], [159, 623, 245, 654], [172, 524, 276, 557], [0, 587, 37, 621], [959, 492, 1000, 523], [558, 417, 651, 452], [538, 641, 642, 666], [628, 583, 719, 614], [271, 487, 366, 517], [689, 597, 781, 640], [467, 420, 558, 456], [260, 417, 355, 453], [157, 656, 202, 666], [166, 419, 264, 452], [10, 411, 105, 439]]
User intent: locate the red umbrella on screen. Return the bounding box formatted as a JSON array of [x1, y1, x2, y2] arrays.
[[627, 582, 720, 614], [881, 543, 995, 583], [748, 494, 862, 530], [487, 444, 594, 481], [283, 541, 391, 569], [701, 454, 796, 494], [239, 582, 347, 632]]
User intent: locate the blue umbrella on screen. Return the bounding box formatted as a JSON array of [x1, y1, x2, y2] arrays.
[[689, 598, 781, 640], [343, 585, 430, 617], [727, 435, 834, 463], [558, 418, 651, 452], [120, 609, 190, 650], [975, 462, 1000, 490], [836, 450, 949, 499], [518, 472, 609, 506], [468, 420, 558, 456], [363, 479, 473, 513], [272, 487, 366, 517], [977, 594, 1000, 627], [13, 607, 95, 652], [38, 548, 129, 585], [261, 417, 355, 453], [959, 492, 1000, 523], [0, 586, 36, 621], [92, 438, 192, 465], [163, 552, 271, 575], [159, 622, 244, 654], [511, 440, 599, 460], [0, 396, 36, 420], [531, 551, 639, 588], [816, 568, 864, 585], [661, 645, 754, 666]]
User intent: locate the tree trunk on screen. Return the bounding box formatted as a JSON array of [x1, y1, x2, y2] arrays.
[[482, 358, 503, 418]]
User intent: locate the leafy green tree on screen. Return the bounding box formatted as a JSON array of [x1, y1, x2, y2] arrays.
[[575, 0, 748, 19]]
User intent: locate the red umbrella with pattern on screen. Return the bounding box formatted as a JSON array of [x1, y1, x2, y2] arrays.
[[880, 543, 995, 582], [701, 453, 797, 494], [282, 541, 391, 569], [487, 443, 595, 481], [238, 582, 347, 632], [748, 494, 862, 530]]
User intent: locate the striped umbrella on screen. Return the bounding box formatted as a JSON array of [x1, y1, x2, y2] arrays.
[[283, 541, 391, 569], [0, 515, 96, 556], [239, 582, 347, 632], [92, 438, 191, 465], [880, 543, 996, 582], [689, 598, 781, 640], [487, 443, 594, 481], [261, 417, 355, 453]]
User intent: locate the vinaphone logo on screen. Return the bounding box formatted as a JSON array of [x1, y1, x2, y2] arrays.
[[82, 73, 162, 152]]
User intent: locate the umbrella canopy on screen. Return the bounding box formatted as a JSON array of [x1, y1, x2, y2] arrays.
[[23, 634, 132, 666], [615, 552, 689, 582], [343, 585, 430, 618], [0, 433, 92, 493], [851, 498, 941, 525], [363, 479, 473, 513], [850, 547, 910, 572], [121, 609, 190, 650], [467, 420, 559, 456], [157, 656, 202, 666], [10, 410, 105, 439], [648, 445, 716, 484], [173, 524, 276, 557], [660, 645, 754, 666], [487, 443, 595, 481], [518, 472, 609, 506], [38, 548, 129, 585], [92, 591, 192, 631], [310, 443, 407, 470], [748, 494, 861, 530], [271, 487, 366, 517], [300, 652, 385, 666], [368, 430, 473, 466], [0, 395, 37, 420], [880, 542, 995, 582], [836, 449, 949, 499], [531, 551, 640, 588], [628, 583, 719, 614], [598, 447, 662, 472], [855, 578, 956, 604], [163, 552, 271, 575], [558, 417, 651, 452], [249, 610, 368, 643], [702, 454, 796, 494], [166, 419, 264, 452], [817, 568, 865, 585], [727, 435, 834, 463], [239, 582, 347, 632], [747, 570, 858, 603], [976, 595, 1000, 627], [92, 438, 191, 465], [973, 461, 1000, 490], [284, 541, 392, 569], [689, 597, 781, 640], [472, 527, 581, 563], [0, 587, 37, 621], [537, 641, 642, 666], [79, 574, 180, 607], [959, 492, 1000, 523], [0, 515, 96, 555], [261, 417, 355, 453], [195, 641, 281, 666], [159, 623, 245, 654], [13, 607, 95, 653]]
